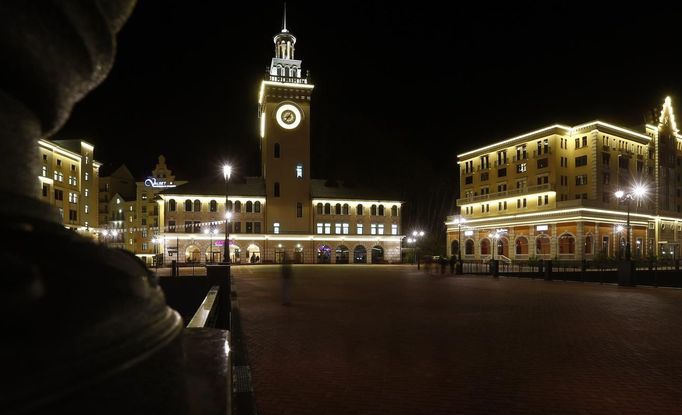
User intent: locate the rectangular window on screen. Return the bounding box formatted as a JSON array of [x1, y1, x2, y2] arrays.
[[335, 223, 342, 234], [537, 176, 549, 185], [296, 164, 303, 179], [84, 172, 89, 181], [619, 156, 628, 169], [537, 158, 548, 169], [480, 172, 489, 181], [234, 222, 242, 233], [142, 243, 148, 251], [544, 195, 549, 204], [357, 224, 363, 235], [378, 224, 384, 235], [576, 175, 588, 185], [480, 155, 489, 169], [297, 202, 302, 218], [391, 224, 398, 235], [324, 223, 331, 234], [575, 155, 588, 167], [371, 224, 377, 235], [516, 163, 527, 173], [516, 145, 527, 161], [42, 184, 49, 197], [42, 165, 47, 176], [582, 136, 587, 147], [141, 218, 146, 225], [246, 222, 253, 233], [465, 175, 473, 185], [602, 153, 610, 165], [603, 173, 609, 185], [254, 222, 261, 233], [84, 204, 89, 213], [497, 150, 507, 165], [317, 223, 323, 234], [497, 167, 507, 177], [69, 209, 77, 221], [169, 221, 176, 232]]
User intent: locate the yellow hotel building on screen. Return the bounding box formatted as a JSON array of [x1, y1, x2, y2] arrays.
[[446, 97, 682, 261]]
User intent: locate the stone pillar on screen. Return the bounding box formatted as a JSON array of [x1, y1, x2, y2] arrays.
[[576, 222, 584, 260], [550, 224, 558, 258], [528, 225, 535, 257], [508, 228, 516, 260]]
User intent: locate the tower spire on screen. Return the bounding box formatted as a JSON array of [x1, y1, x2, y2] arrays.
[[659, 96, 679, 133], [282, 2, 288, 32]]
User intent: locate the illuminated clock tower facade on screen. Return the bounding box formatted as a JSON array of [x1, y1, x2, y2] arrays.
[[258, 14, 315, 235]]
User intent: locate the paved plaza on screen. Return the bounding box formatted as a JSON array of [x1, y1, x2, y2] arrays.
[[232, 265, 682, 415]]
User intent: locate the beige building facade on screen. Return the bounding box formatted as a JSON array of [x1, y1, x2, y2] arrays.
[[37, 139, 100, 233], [446, 97, 682, 261], [156, 17, 403, 264]]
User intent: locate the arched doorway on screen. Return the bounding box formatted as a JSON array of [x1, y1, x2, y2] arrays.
[[230, 244, 241, 264], [246, 244, 261, 263], [371, 245, 384, 263], [335, 245, 349, 263], [451, 240, 460, 258], [275, 245, 285, 263], [317, 244, 332, 263], [185, 245, 201, 263], [294, 245, 304, 263], [536, 235, 550, 256], [205, 245, 221, 263], [584, 234, 594, 255], [515, 237, 528, 256], [354, 245, 367, 263]]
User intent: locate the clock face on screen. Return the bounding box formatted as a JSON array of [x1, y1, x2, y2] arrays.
[[276, 104, 302, 130]]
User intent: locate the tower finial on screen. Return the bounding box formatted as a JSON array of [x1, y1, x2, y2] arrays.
[[282, 2, 288, 32]]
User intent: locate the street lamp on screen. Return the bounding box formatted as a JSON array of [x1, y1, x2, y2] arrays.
[[453, 217, 466, 261], [151, 235, 160, 268], [406, 237, 416, 264], [614, 184, 647, 260], [411, 230, 425, 269], [222, 164, 232, 264], [204, 227, 219, 263], [488, 230, 502, 261]]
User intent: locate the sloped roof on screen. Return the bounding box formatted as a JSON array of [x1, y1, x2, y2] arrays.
[[159, 176, 266, 197], [310, 179, 402, 202]]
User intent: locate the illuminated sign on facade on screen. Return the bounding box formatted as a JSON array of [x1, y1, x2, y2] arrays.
[[144, 177, 176, 188]]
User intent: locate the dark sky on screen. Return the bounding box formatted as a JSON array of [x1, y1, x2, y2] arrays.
[[56, 0, 682, 242]]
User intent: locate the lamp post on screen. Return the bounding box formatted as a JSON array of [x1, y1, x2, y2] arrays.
[[223, 164, 232, 264], [454, 217, 466, 261], [614, 185, 647, 261], [488, 229, 504, 277], [406, 237, 415, 264], [412, 230, 425, 269]]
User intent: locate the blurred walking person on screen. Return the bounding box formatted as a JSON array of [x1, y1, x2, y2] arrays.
[[281, 253, 293, 305]]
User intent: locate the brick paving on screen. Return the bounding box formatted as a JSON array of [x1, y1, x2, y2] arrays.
[[232, 265, 682, 414]]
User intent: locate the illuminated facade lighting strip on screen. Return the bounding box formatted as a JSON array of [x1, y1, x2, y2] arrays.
[[159, 195, 267, 203], [156, 234, 404, 242], [457, 190, 555, 207], [448, 216, 649, 231], [458, 125, 571, 158], [311, 199, 403, 205], [38, 139, 82, 160], [571, 120, 651, 141], [259, 80, 315, 104]]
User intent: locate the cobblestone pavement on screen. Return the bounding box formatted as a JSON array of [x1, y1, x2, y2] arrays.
[[232, 265, 682, 415]]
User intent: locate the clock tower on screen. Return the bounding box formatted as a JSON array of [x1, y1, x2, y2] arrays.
[[258, 7, 314, 234]]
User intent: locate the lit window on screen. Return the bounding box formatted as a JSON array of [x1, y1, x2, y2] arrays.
[[342, 223, 349, 234], [84, 205, 89, 213], [378, 224, 384, 235], [324, 223, 331, 234], [129, 239, 133, 245], [117, 198, 121, 204], [85, 156, 89, 164], [84, 188, 89, 197], [317, 223, 323, 234], [357, 224, 363, 235], [371, 224, 377, 235], [274, 222, 280, 234], [391, 224, 398, 235], [296, 163, 303, 179], [41, 165, 47, 176], [335, 223, 341, 234], [84, 172, 89, 181]]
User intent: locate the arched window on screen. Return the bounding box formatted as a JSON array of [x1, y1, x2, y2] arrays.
[[465, 239, 474, 255], [342, 204, 349, 215], [246, 201, 253, 213], [371, 205, 377, 216], [227, 200, 233, 212], [536, 235, 550, 255], [584, 234, 593, 254], [378, 205, 385, 216], [169, 199, 176, 212], [184, 199, 192, 212], [324, 203, 331, 214], [234, 201, 242, 213], [254, 201, 261, 213], [480, 239, 490, 255], [451, 240, 459, 256], [274, 182, 280, 197], [356, 204, 363, 215], [559, 234, 575, 254], [391, 205, 398, 216], [209, 200, 217, 212], [274, 143, 280, 158], [335, 203, 341, 215], [515, 237, 529, 255], [193, 199, 201, 212], [317, 203, 323, 214]]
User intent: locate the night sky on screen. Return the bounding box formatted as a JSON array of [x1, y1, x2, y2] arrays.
[[56, 1, 682, 247]]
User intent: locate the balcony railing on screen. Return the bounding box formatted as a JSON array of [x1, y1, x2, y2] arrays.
[[265, 70, 311, 84], [456, 183, 555, 206]]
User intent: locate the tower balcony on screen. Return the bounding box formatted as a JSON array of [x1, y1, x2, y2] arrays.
[[265, 68, 311, 84], [457, 183, 555, 206]]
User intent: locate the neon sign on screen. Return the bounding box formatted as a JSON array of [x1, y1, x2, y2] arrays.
[[144, 177, 176, 188]]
